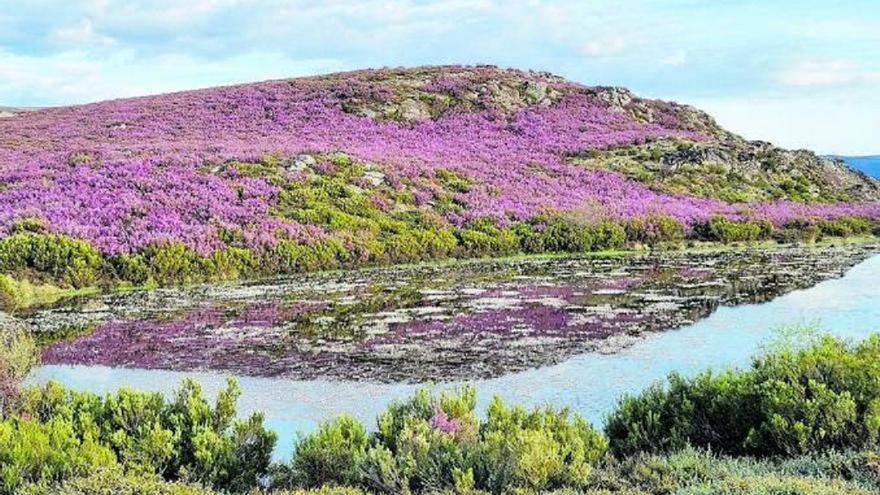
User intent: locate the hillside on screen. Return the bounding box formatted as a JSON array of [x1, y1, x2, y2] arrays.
[[1, 65, 879, 287]]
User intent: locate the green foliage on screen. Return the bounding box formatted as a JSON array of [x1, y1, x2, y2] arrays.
[[10, 378, 276, 493], [19, 469, 215, 495], [605, 334, 880, 458], [774, 220, 821, 244], [818, 217, 874, 238], [291, 415, 369, 488], [282, 386, 606, 494], [476, 397, 607, 492], [0, 233, 102, 287], [623, 216, 686, 245], [0, 326, 39, 414], [0, 417, 117, 495], [587, 447, 878, 495], [694, 216, 771, 243]]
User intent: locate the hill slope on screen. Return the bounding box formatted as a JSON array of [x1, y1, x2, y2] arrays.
[[0, 66, 878, 284]]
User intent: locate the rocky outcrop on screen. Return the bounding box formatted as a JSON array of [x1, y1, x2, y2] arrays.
[[0, 106, 33, 118], [570, 87, 880, 203]]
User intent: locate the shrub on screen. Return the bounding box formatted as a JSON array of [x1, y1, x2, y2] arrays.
[[476, 397, 607, 492], [287, 387, 605, 494], [586, 448, 877, 495], [139, 243, 204, 285], [0, 233, 102, 287], [12, 378, 276, 493], [0, 417, 118, 495], [290, 415, 369, 488], [540, 219, 595, 253], [774, 220, 821, 244], [267, 239, 347, 273], [624, 216, 685, 245], [0, 327, 39, 414], [818, 217, 874, 238], [605, 335, 880, 458], [694, 217, 770, 243], [591, 221, 627, 251], [19, 469, 216, 495]]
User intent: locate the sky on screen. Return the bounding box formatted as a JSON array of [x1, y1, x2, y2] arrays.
[[0, 0, 878, 155]]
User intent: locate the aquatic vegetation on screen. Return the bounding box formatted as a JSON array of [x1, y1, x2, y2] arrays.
[[31, 245, 877, 382]]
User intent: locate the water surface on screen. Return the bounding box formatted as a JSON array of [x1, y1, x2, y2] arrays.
[[29, 253, 880, 459]]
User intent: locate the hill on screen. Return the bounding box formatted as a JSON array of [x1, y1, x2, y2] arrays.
[[0, 65, 879, 287]]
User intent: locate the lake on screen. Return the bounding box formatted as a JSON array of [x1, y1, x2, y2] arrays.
[[24, 244, 880, 459]]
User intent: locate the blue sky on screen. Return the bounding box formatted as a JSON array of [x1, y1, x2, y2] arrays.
[[1, 0, 878, 154]]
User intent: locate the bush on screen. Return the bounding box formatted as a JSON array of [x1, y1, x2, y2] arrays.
[[587, 448, 877, 495], [19, 469, 215, 495], [605, 335, 880, 458], [0, 417, 118, 495], [12, 378, 276, 493], [818, 217, 874, 238], [694, 217, 771, 243], [0, 327, 39, 414], [285, 387, 606, 494], [0, 233, 102, 287], [290, 415, 368, 488], [624, 216, 686, 245], [774, 220, 821, 244], [476, 397, 607, 492]]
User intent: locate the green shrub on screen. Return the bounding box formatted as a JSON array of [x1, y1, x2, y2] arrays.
[[676, 474, 873, 495], [591, 221, 627, 251], [291, 415, 368, 488], [19, 469, 216, 495], [287, 387, 605, 494], [13, 378, 276, 493], [0, 233, 102, 287], [455, 219, 519, 257], [0, 326, 39, 414], [540, 220, 595, 253], [774, 220, 821, 244], [818, 217, 874, 238], [605, 335, 880, 458], [624, 216, 686, 245], [694, 217, 771, 243], [586, 448, 878, 495], [0, 417, 118, 495], [476, 397, 607, 492]]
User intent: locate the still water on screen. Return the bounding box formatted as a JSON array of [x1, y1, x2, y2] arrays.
[[27, 254, 880, 459]]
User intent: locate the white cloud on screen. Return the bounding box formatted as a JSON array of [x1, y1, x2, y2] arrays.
[[687, 92, 880, 156], [659, 51, 688, 67], [49, 19, 116, 48], [776, 59, 880, 87], [0, 47, 343, 105], [582, 36, 628, 57]]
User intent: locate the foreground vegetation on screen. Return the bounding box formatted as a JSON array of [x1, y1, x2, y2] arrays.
[[3, 327, 880, 494], [1, 203, 877, 311]]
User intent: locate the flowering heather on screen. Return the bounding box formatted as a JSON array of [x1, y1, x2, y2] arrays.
[[1, 65, 878, 256]]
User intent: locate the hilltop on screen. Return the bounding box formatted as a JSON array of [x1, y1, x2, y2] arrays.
[[0, 65, 879, 289]]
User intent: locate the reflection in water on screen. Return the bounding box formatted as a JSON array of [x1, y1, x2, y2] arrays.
[[28, 254, 880, 459], [23, 245, 878, 381]]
